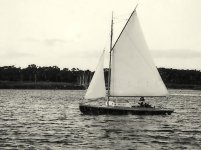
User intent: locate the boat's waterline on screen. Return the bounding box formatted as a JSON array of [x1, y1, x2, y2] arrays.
[[79, 104, 174, 115]]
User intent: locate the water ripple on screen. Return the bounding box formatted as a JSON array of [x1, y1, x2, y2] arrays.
[[0, 89, 200, 149]]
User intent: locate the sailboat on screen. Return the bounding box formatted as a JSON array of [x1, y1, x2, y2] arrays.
[[79, 6, 174, 115]]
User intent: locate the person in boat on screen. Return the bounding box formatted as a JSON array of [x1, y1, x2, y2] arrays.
[[138, 97, 152, 108], [140, 97, 145, 101], [138, 97, 145, 107]]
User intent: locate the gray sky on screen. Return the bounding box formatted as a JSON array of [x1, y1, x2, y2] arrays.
[[0, 0, 201, 70]]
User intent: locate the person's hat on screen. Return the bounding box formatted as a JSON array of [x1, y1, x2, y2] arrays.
[[139, 97, 145, 101]]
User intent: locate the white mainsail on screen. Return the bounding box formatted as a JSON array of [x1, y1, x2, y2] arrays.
[[84, 51, 106, 99], [110, 11, 168, 97]]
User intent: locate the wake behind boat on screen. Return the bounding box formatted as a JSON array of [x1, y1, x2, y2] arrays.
[[79, 6, 174, 115]]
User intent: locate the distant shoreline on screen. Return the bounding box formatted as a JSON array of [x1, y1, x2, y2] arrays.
[[166, 83, 201, 90], [1, 65, 201, 90], [0, 81, 86, 90], [0, 81, 200, 90]]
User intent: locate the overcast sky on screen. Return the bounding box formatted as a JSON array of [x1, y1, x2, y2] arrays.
[[0, 0, 201, 70]]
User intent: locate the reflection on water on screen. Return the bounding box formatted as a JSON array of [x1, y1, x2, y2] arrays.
[[0, 89, 200, 149]]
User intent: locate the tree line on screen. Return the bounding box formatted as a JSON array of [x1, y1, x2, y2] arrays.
[[0, 64, 92, 84], [0, 64, 201, 89]]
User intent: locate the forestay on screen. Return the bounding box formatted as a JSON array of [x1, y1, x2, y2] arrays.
[[85, 51, 106, 99], [110, 11, 168, 97]]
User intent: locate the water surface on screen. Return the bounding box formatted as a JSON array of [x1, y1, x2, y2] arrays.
[[0, 89, 200, 149]]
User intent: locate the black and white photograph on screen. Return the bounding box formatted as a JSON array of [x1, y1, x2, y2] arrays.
[[0, 0, 200, 149]]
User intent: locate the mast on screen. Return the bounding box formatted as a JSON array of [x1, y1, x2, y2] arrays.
[[107, 12, 113, 105], [107, 5, 138, 100]]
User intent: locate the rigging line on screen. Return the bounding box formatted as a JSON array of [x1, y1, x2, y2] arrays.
[[113, 12, 133, 19], [114, 17, 129, 20], [112, 4, 138, 52], [113, 19, 129, 24]]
